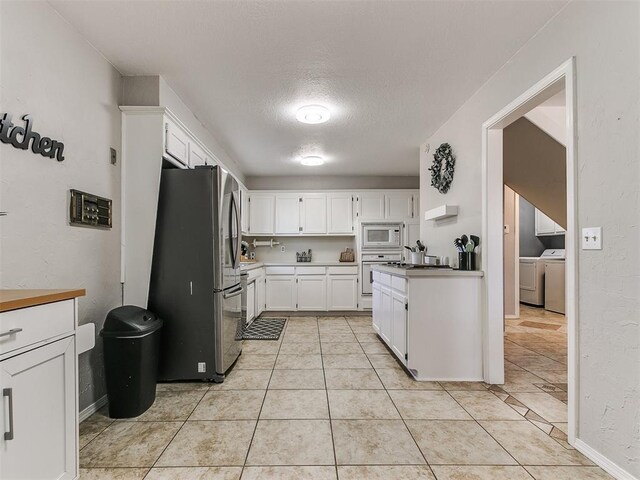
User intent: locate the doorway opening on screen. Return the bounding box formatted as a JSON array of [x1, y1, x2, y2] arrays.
[[481, 59, 578, 444]]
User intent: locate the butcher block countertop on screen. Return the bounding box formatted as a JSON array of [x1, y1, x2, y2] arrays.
[[0, 289, 86, 313]]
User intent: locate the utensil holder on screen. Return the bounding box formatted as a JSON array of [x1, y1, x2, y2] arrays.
[[410, 251, 424, 265], [458, 252, 476, 271]]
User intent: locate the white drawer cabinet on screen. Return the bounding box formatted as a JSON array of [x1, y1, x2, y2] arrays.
[[1, 337, 77, 480], [0, 293, 84, 480]]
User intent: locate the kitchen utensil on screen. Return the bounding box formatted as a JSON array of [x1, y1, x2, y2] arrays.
[[465, 239, 475, 253], [454, 238, 464, 252], [460, 234, 468, 247], [410, 251, 424, 265], [470, 235, 480, 251], [416, 240, 426, 252], [405, 245, 416, 253]]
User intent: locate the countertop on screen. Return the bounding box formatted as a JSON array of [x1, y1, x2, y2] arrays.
[[0, 289, 86, 313], [372, 264, 484, 277], [241, 261, 358, 271]]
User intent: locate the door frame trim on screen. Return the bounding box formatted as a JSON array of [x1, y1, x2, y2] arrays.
[[481, 58, 578, 444]]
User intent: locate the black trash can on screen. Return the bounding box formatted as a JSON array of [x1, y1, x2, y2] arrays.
[[100, 306, 163, 418]]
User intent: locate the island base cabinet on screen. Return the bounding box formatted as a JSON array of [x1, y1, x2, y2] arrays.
[[0, 336, 77, 480], [390, 292, 408, 363]]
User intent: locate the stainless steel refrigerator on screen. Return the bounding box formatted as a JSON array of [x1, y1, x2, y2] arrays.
[[149, 165, 243, 382]]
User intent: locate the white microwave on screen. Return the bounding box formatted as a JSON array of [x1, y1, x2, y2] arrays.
[[361, 223, 403, 249]]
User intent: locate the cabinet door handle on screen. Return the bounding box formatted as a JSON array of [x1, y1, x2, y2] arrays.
[[3, 388, 14, 441], [0, 328, 22, 338]]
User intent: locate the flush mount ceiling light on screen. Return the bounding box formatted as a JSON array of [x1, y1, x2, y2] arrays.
[[296, 105, 330, 124], [300, 155, 325, 166]]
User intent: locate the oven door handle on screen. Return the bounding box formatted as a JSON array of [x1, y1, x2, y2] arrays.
[[369, 270, 373, 284]]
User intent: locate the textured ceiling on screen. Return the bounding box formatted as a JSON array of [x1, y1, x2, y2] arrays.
[[50, 1, 567, 176]]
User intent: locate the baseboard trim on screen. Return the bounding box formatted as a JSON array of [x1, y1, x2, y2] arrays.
[[574, 438, 638, 480], [79, 395, 108, 423], [504, 314, 520, 319]]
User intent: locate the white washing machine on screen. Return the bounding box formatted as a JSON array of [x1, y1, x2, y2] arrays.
[[519, 249, 565, 306]]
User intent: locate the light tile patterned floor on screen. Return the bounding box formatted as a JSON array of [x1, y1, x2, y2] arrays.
[[80, 311, 612, 479]]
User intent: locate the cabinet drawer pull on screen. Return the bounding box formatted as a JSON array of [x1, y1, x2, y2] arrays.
[[3, 388, 14, 441], [0, 328, 22, 338]]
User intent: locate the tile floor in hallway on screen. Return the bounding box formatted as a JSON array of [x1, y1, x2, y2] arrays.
[[79, 312, 612, 480]]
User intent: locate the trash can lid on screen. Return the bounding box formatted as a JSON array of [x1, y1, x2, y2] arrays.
[[100, 305, 163, 337]]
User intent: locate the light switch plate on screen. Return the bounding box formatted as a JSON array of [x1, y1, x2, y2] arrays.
[[582, 227, 602, 250]]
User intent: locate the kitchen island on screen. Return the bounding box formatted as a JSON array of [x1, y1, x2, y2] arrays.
[[371, 265, 483, 381]]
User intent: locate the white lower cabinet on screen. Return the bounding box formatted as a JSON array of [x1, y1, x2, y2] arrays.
[[0, 336, 77, 480], [372, 283, 382, 334], [246, 282, 256, 323], [256, 274, 266, 317], [296, 276, 327, 311], [390, 291, 408, 362], [327, 275, 358, 310], [265, 276, 296, 310]]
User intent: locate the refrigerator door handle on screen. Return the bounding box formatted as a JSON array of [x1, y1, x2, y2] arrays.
[[223, 285, 243, 299], [229, 191, 241, 269], [232, 191, 241, 269]]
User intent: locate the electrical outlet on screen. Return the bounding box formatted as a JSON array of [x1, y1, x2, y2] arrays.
[[504, 224, 510, 234], [197, 362, 206, 373], [280, 245, 286, 253], [582, 227, 602, 250]]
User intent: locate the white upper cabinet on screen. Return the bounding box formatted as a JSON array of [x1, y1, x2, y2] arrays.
[[535, 208, 565, 236], [358, 192, 386, 220], [403, 221, 421, 262], [240, 186, 249, 235], [327, 193, 354, 234], [164, 119, 189, 166], [386, 192, 416, 220], [275, 194, 302, 234], [188, 141, 208, 167], [249, 193, 275, 235], [301, 194, 327, 234], [357, 191, 418, 221]]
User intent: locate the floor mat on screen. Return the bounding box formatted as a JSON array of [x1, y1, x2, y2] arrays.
[[242, 317, 286, 340]]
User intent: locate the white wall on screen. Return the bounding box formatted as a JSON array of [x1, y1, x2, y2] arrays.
[[246, 175, 419, 191], [247, 236, 356, 264], [158, 77, 245, 183], [503, 186, 517, 317], [0, 2, 122, 410], [419, 2, 639, 476]]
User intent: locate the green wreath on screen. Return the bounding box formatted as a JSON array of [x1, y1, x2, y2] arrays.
[[428, 143, 455, 194]]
